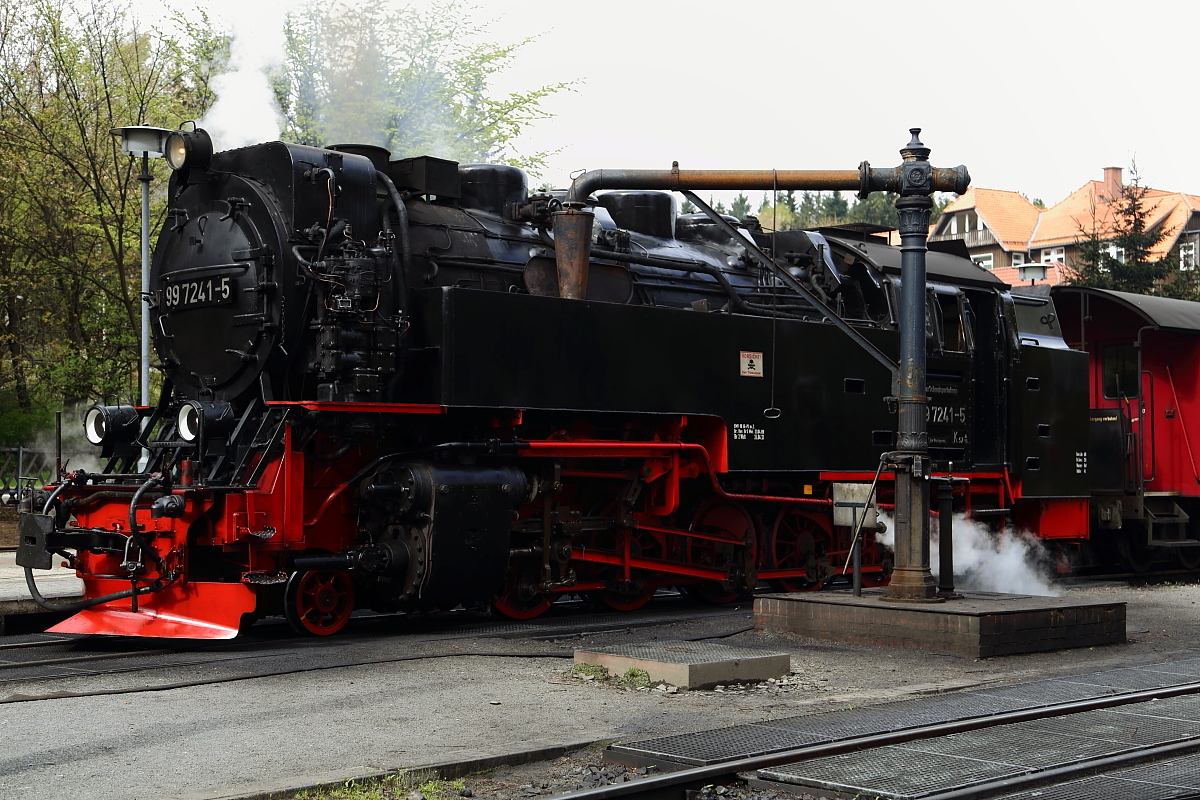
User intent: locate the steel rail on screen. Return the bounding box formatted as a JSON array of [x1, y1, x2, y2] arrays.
[[551, 678, 1200, 800]]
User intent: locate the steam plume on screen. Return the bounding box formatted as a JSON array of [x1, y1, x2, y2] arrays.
[[199, 1, 293, 151], [876, 512, 1059, 597]]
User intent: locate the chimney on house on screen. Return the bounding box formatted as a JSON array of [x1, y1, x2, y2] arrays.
[[1103, 166, 1123, 201]]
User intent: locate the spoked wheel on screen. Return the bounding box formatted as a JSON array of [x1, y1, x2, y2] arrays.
[[493, 564, 556, 620], [285, 569, 355, 636], [589, 527, 663, 612], [770, 505, 833, 592], [684, 500, 756, 604], [1117, 528, 1156, 574]]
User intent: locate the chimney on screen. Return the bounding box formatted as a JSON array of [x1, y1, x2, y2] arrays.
[[1103, 166, 1123, 201]]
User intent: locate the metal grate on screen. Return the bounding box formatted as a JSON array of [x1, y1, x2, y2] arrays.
[[1063, 667, 1192, 692], [992, 775, 1194, 800], [608, 723, 826, 766], [761, 746, 1029, 799], [1025, 708, 1200, 746], [1112, 754, 1200, 788], [892, 723, 1134, 768], [1107, 693, 1200, 721], [1141, 658, 1200, 678], [975, 678, 1119, 705]]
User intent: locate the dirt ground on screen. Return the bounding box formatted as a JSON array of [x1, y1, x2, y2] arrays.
[[281, 579, 1200, 800], [0, 505, 17, 547]]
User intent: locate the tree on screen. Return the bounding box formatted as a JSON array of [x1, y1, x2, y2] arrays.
[[1071, 167, 1174, 295], [730, 193, 751, 220], [820, 191, 848, 220], [844, 192, 899, 228], [278, 1, 571, 174]]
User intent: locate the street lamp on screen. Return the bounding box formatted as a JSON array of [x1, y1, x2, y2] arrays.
[[110, 125, 174, 408]]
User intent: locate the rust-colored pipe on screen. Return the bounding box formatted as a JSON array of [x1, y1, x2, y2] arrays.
[[562, 163, 969, 205]]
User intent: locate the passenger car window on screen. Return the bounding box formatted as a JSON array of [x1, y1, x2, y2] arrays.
[[1102, 343, 1138, 399]]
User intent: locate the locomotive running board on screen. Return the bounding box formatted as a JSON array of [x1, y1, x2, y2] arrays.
[[48, 579, 257, 639]]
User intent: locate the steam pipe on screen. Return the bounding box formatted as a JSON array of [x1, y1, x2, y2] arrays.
[[375, 170, 411, 310]]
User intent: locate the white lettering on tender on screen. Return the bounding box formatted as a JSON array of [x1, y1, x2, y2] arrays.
[[733, 423, 765, 441]]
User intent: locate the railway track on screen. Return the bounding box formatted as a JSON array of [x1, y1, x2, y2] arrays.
[[0, 596, 751, 702], [551, 662, 1200, 800]]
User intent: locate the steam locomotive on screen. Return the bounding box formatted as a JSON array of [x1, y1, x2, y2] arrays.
[[18, 129, 1098, 638]]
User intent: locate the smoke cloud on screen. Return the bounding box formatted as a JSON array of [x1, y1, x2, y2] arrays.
[[199, 1, 294, 151], [877, 512, 1059, 597]]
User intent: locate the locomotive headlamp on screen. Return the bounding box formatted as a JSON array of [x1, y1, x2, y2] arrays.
[[176, 400, 235, 443], [164, 129, 213, 172], [83, 405, 141, 446]]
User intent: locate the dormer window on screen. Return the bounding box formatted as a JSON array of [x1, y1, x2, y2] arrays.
[[952, 211, 980, 235]]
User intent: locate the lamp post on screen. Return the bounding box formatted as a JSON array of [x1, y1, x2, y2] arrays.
[[110, 125, 174, 408]]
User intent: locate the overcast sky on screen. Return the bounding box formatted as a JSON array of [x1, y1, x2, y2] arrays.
[[189, 0, 1196, 207]]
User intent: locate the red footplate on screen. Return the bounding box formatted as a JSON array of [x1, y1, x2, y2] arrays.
[[50, 579, 257, 639]]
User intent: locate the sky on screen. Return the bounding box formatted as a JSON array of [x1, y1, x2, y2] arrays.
[[180, 0, 1197, 207]]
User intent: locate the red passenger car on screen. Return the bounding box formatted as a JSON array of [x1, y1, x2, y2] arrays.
[[1052, 287, 1200, 571]]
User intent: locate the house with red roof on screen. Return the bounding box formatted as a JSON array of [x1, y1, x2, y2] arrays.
[[929, 168, 1200, 286]]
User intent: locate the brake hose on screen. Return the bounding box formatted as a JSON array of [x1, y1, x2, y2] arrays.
[[24, 473, 170, 612]]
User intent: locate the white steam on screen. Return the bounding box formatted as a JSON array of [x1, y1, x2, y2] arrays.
[[199, 2, 294, 151], [876, 512, 1059, 597]]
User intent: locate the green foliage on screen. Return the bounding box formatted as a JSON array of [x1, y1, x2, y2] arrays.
[[0, 0, 561, 444], [571, 662, 609, 680], [844, 192, 899, 228], [730, 193, 751, 220], [0, 0, 218, 427], [619, 667, 651, 688], [278, 0, 572, 175]]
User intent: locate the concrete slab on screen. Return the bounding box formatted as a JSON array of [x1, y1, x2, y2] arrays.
[[573, 640, 790, 689], [754, 589, 1126, 658], [0, 551, 80, 633]]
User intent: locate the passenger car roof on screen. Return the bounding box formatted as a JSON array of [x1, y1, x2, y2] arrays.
[[1051, 286, 1200, 334]]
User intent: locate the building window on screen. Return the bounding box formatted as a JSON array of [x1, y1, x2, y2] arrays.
[[1107, 244, 1126, 263], [973, 253, 994, 270], [1012, 253, 1025, 267], [1181, 241, 1196, 271], [1041, 247, 1065, 264]]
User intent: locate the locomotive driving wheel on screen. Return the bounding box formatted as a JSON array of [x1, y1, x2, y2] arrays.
[[684, 500, 756, 604], [589, 527, 664, 612], [285, 569, 355, 636], [493, 561, 556, 620], [769, 505, 833, 592]]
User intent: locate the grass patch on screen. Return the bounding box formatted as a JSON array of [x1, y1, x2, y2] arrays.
[[618, 667, 651, 688], [571, 662, 609, 681], [416, 779, 467, 800], [291, 772, 452, 800]]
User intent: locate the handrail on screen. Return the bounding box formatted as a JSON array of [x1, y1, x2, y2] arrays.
[[1142, 369, 1156, 484]]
